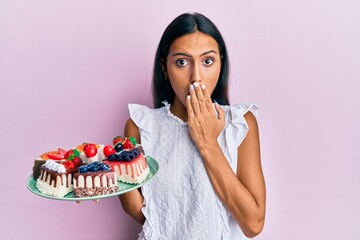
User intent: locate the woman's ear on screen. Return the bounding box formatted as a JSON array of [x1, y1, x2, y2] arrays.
[[160, 58, 168, 80]]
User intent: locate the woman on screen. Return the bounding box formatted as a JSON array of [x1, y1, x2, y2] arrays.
[[119, 12, 266, 239]]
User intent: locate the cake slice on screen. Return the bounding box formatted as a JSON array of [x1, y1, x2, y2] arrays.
[[103, 147, 150, 184], [73, 162, 118, 197], [36, 160, 77, 197], [32, 148, 66, 179]]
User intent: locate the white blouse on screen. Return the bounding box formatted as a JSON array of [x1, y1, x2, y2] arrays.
[[129, 102, 258, 240]]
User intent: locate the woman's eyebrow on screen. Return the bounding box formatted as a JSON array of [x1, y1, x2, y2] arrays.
[[172, 50, 217, 57]]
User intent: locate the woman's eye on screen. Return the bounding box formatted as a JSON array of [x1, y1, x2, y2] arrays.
[[176, 59, 188, 66], [203, 58, 214, 65]]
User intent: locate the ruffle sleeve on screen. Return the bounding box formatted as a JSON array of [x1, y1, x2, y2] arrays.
[[128, 103, 154, 153], [226, 103, 258, 150], [218, 103, 259, 169]]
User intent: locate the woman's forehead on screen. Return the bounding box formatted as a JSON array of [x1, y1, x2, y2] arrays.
[[169, 32, 219, 57]]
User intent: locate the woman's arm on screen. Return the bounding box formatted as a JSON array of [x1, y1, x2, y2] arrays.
[[199, 112, 265, 238], [118, 118, 145, 224], [187, 84, 266, 237]]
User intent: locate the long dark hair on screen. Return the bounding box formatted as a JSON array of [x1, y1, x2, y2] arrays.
[[152, 12, 230, 108]]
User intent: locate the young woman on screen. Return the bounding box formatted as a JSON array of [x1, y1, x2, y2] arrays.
[[119, 12, 266, 240]]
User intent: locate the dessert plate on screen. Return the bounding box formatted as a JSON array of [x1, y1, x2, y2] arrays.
[[26, 156, 159, 201]]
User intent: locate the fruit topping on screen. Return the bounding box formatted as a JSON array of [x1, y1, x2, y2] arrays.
[[47, 148, 67, 160], [78, 162, 111, 173], [114, 142, 123, 153], [76, 144, 86, 152], [61, 160, 76, 170], [58, 148, 67, 156], [64, 148, 80, 160], [101, 164, 111, 171], [107, 148, 141, 162], [113, 136, 124, 146], [122, 138, 134, 150], [129, 137, 137, 146], [83, 143, 97, 152], [85, 144, 98, 158], [72, 157, 83, 167], [103, 145, 116, 157], [107, 154, 117, 161], [48, 152, 64, 160]]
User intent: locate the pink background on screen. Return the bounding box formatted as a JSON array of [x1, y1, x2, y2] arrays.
[[1, 1, 359, 239]]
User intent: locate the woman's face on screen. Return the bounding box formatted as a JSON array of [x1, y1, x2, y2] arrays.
[[165, 31, 222, 107]]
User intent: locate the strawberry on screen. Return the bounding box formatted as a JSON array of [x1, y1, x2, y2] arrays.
[[103, 145, 115, 157], [129, 137, 137, 146], [61, 162, 69, 170], [113, 136, 124, 146], [57, 148, 67, 156], [72, 157, 82, 167], [67, 161, 75, 169], [48, 152, 64, 160], [122, 138, 134, 150], [83, 143, 97, 152], [85, 145, 98, 158], [64, 149, 74, 160], [64, 148, 80, 160], [62, 161, 75, 170]]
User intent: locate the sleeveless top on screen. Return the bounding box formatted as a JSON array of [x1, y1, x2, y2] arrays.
[[129, 101, 258, 240]]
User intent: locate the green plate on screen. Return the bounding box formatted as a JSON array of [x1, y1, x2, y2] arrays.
[[26, 156, 159, 201]]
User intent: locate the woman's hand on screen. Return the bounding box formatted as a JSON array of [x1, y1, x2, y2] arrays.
[[186, 82, 225, 152]]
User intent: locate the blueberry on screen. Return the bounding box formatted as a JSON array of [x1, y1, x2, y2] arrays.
[[79, 166, 88, 173], [89, 165, 99, 172], [127, 153, 135, 161], [101, 164, 110, 171], [114, 153, 121, 161], [107, 154, 116, 161], [114, 143, 123, 153], [133, 149, 139, 157], [119, 152, 127, 160]]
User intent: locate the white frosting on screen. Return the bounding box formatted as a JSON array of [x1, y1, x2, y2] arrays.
[[42, 160, 66, 173], [36, 169, 73, 197]]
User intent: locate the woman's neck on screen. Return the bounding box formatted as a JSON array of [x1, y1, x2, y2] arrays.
[[170, 97, 188, 122]]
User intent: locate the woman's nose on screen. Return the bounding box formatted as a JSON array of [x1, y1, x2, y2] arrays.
[[191, 64, 202, 84]]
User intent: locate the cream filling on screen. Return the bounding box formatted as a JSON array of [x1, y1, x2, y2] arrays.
[[36, 171, 73, 197]]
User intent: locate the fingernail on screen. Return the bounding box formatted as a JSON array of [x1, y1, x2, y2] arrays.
[[187, 95, 190, 100], [193, 82, 199, 87], [189, 85, 194, 91], [201, 84, 206, 89]]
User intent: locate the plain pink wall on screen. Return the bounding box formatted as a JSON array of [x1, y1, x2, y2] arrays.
[[1, 1, 359, 239]]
